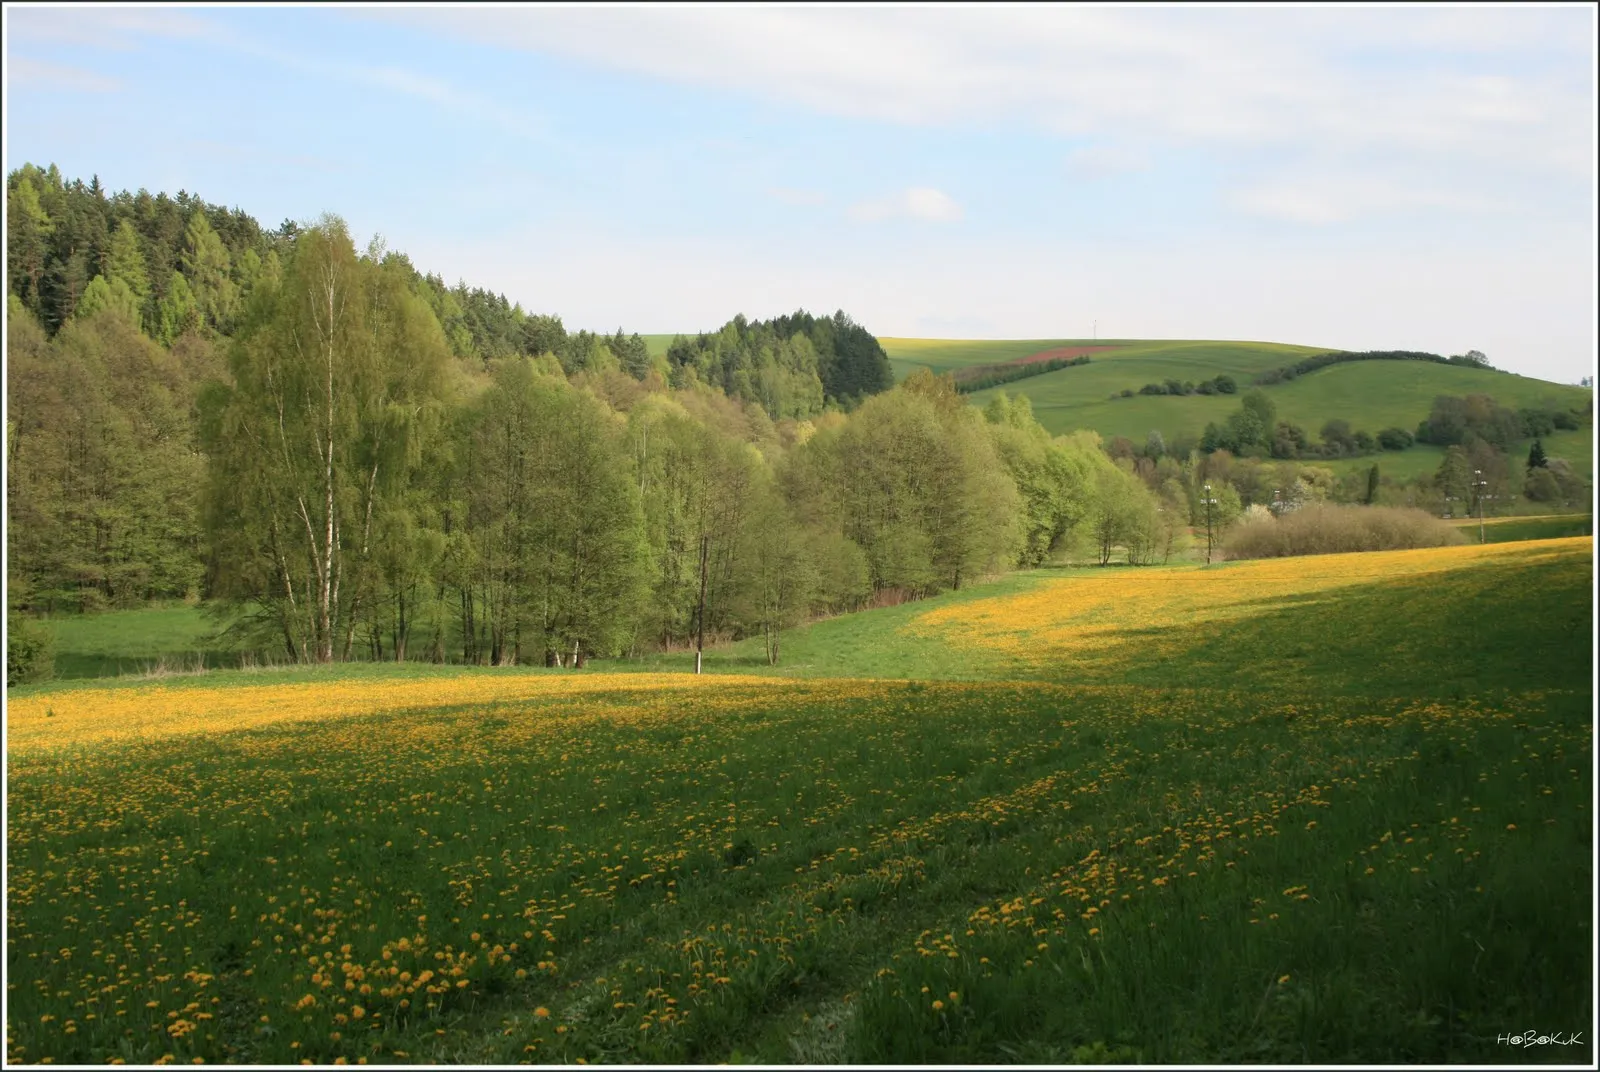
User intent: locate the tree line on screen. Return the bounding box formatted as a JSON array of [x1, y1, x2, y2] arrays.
[[9, 165, 1591, 678], [951, 354, 1090, 394], [4, 164, 893, 417], [1252, 348, 1496, 386], [8, 207, 1180, 670], [1121, 373, 1237, 399]]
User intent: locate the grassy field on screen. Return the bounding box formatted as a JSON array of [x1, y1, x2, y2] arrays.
[[641, 334, 679, 359], [1312, 428, 1595, 484], [6, 539, 1592, 1065], [37, 603, 240, 680], [1449, 514, 1592, 544], [879, 337, 1592, 457]]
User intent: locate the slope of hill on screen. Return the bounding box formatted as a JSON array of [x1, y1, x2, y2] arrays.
[[883, 337, 1330, 388], [881, 337, 1592, 473], [1316, 427, 1592, 482]]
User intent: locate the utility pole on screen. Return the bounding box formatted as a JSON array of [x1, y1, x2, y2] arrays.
[[1202, 482, 1217, 564], [694, 533, 709, 674], [1474, 469, 1488, 544]]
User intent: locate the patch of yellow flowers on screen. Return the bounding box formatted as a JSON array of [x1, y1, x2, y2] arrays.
[[908, 538, 1591, 671], [6, 671, 788, 755]]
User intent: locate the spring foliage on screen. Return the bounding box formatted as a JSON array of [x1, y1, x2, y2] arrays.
[[8, 180, 1167, 667]]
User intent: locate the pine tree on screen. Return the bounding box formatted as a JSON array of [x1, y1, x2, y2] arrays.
[[180, 210, 236, 333], [105, 220, 151, 328], [74, 275, 142, 327], [155, 270, 201, 343], [1527, 437, 1548, 470]]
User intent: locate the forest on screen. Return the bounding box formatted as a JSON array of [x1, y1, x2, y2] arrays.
[[5, 164, 1590, 676], [5, 166, 1161, 671]]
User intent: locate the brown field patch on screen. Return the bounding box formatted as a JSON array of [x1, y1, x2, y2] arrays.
[[1011, 344, 1121, 365]]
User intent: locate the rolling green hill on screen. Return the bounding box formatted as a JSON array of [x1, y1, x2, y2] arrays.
[[641, 333, 679, 358], [880, 337, 1592, 476], [1317, 427, 1593, 482]]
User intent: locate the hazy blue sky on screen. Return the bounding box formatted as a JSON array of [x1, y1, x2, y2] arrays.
[[5, 5, 1595, 383]]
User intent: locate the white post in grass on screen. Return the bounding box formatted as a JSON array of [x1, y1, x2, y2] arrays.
[[1474, 469, 1488, 544]]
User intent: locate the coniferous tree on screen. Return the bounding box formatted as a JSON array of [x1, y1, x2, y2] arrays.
[[7, 176, 53, 314], [1527, 437, 1548, 470], [105, 220, 152, 327], [74, 275, 141, 327], [181, 209, 236, 333]]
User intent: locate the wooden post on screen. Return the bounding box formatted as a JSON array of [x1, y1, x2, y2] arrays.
[[695, 533, 709, 674]]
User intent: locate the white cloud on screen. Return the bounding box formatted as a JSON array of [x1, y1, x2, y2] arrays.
[[7, 7, 547, 144], [367, 7, 1589, 167], [354, 7, 1590, 231], [5, 57, 122, 93], [5, 8, 213, 50], [849, 187, 963, 223]]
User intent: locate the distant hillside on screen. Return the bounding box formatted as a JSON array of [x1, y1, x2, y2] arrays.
[[881, 337, 1593, 476]]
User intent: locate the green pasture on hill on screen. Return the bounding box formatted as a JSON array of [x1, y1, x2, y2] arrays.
[[1448, 514, 1592, 544], [640, 334, 679, 358], [882, 337, 1325, 396], [8, 540, 1592, 1065], [1316, 428, 1594, 484], [970, 349, 1586, 442], [880, 337, 1590, 451]]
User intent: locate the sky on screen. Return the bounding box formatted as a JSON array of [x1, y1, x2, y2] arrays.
[[4, 4, 1596, 384]]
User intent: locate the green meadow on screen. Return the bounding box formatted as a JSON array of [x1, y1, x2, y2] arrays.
[[7, 540, 1592, 1065], [1317, 428, 1594, 484], [879, 338, 1591, 454]]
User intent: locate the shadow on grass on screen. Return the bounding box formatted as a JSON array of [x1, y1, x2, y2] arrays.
[[54, 650, 242, 681], [1028, 552, 1593, 699]]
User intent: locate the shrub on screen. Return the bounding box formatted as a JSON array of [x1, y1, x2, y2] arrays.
[[1523, 467, 1561, 503], [951, 355, 1090, 394], [1222, 504, 1464, 560], [7, 612, 56, 687], [1376, 427, 1414, 451]]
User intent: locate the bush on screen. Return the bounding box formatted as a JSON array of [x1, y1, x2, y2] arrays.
[[1222, 504, 1465, 560], [1523, 467, 1562, 503], [7, 612, 56, 687], [1376, 427, 1414, 451]]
